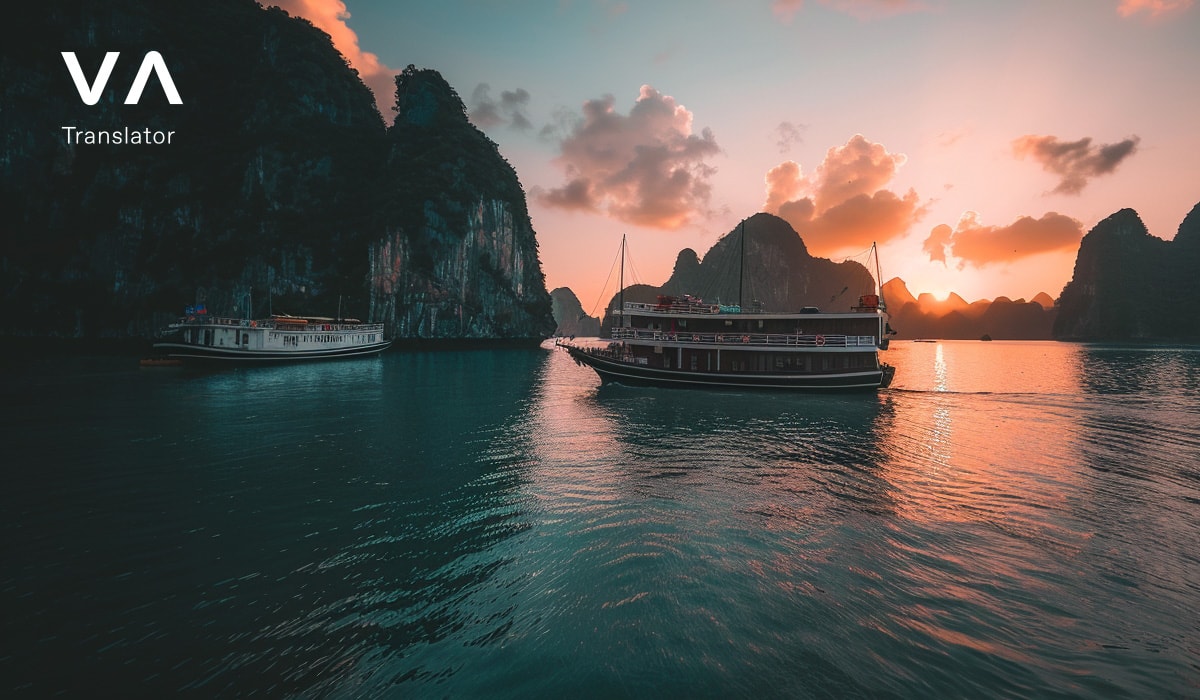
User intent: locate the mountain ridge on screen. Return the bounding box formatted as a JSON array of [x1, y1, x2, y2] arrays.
[[881, 279, 1056, 340]]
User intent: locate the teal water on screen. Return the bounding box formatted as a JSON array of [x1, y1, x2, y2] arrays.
[[2, 341, 1199, 697]]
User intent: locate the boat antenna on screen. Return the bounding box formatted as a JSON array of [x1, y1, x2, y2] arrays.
[[873, 241, 887, 311], [619, 234, 626, 323], [738, 220, 745, 308]]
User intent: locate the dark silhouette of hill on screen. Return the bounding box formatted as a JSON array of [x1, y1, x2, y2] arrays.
[[881, 279, 1056, 340], [1054, 202, 1200, 341]]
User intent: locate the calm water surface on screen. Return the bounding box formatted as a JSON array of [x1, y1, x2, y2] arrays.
[[2, 341, 1199, 697]]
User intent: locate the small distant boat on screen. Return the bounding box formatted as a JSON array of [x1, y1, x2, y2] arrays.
[[563, 230, 896, 391], [152, 306, 389, 362]]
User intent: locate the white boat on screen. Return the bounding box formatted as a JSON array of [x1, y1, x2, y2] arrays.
[[563, 231, 895, 391], [152, 311, 389, 362], [566, 296, 894, 390]]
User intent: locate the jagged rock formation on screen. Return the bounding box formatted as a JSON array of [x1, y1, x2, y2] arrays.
[[881, 279, 1057, 340], [1, 0, 552, 341], [602, 213, 875, 330], [1054, 203, 1200, 341], [369, 67, 553, 339], [549, 288, 601, 337]]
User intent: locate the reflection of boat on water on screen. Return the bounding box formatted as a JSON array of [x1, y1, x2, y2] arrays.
[[563, 229, 896, 391], [152, 305, 390, 362]]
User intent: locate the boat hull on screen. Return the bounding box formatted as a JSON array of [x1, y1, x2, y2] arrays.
[[568, 346, 891, 391], [152, 340, 391, 362]]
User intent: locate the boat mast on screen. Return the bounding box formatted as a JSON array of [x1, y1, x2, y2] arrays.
[[738, 220, 745, 308], [618, 234, 626, 326], [873, 241, 886, 311]]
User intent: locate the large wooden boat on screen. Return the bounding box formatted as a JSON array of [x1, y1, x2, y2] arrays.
[[563, 232, 895, 391], [565, 294, 894, 391], [152, 311, 390, 362]]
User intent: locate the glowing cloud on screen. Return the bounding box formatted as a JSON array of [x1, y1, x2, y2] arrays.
[[764, 134, 925, 253], [772, 0, 805, 21], [267, 0, 397, 118], [540, 85, 721, 230], [469, 84, 533, 131], [1117, 0, 1194, 18], [1012, 134, 1140, 195], [923, 211, 1084, 267]]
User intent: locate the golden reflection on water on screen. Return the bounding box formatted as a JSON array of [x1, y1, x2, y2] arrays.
[[933, 343, 948, 392], [870, 342, 1088, 550]]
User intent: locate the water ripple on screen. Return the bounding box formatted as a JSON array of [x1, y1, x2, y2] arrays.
[[4, 344, 1200, 697]]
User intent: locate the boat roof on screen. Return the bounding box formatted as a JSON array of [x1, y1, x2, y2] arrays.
[[272, 314, 363, 323], [616, 305, 882, 321]]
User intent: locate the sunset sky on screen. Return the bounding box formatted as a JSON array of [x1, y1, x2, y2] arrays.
[[271, 0, 1199, 311]]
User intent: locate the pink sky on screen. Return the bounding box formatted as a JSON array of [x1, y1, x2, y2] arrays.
[[268, 0, 1199, 310]]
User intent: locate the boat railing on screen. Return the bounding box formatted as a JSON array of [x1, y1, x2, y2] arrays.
[[170, 316, 385, 332], [611, 328, 878, 348], [619, 301, 727, 314], [569, 344, 648, 365]]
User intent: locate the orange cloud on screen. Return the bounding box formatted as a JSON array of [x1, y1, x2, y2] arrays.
[[266, 0, 397, 118], [1117, 0, 1194, 18], [923, 211, 1084, 267], [764, 134, 925, 253], [804, 189, 925, 251], [1012, 134, 1140, 195], [764, 160, 804, 212], [539, 85, 721, 230], [772, 0, 805, 21]]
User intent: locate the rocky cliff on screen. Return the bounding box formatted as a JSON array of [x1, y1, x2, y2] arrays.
[[1, 0, 553, 342], [368, 67, 553, 340], [1054, 203, 1199, 341], [549, 288, 601, 337]]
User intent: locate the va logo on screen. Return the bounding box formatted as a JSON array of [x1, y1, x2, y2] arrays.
[[61, 51, 183, 105]]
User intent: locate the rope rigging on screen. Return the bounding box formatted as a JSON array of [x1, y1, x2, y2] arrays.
[[585, 242, 624, 318]]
